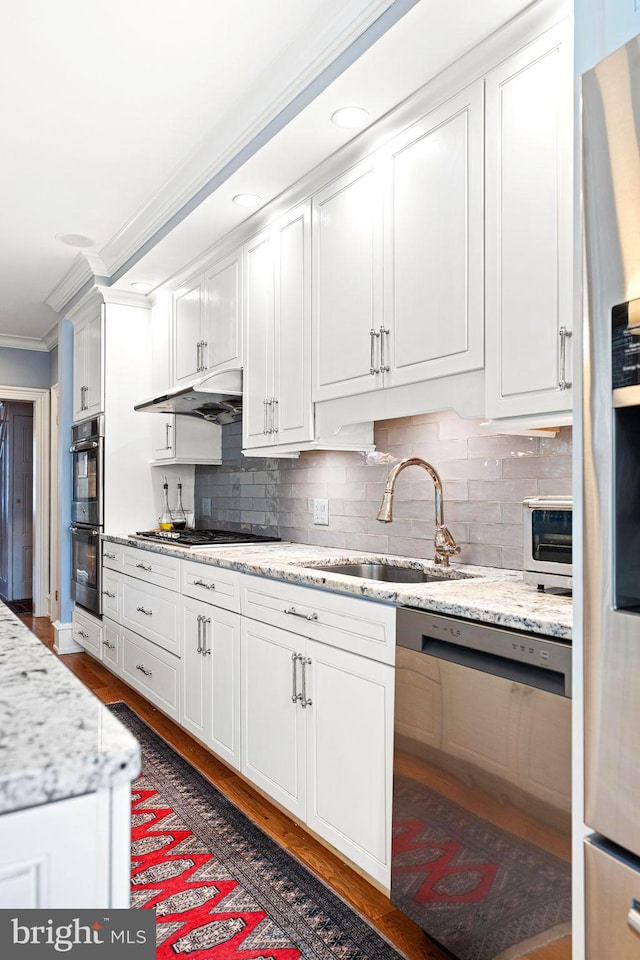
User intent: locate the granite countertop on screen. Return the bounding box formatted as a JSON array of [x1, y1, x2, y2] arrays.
[[0, 604, 140, 816], [106, 536, 573, 640]]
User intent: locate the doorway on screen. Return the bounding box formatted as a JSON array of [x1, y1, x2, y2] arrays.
[[0, 401, 34, 603]]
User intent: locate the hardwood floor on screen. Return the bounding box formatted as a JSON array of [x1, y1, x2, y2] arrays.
[[22, 614, 568, 960]]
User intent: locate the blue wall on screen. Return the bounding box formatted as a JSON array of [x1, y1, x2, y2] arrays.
[[57, 321, 73, 623], [0, 347, 51, 389], [49, 344, 59, 386]]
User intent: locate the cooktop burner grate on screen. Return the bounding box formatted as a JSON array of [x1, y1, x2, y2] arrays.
[[133, 529, 281, 547]]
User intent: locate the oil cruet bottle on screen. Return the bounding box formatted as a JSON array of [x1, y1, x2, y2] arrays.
[[173, 478, 187, 531], [158, 476, 173, 530]]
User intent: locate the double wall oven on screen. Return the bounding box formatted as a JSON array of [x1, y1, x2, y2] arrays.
[[70, 416, 104, 616]]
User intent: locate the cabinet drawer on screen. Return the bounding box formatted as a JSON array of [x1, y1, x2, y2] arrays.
[[122, 546, 180, 591], [72, 609, 102, 659], [120, 576, 181, 656], [101, 570, 120, 620], [101, 618, 120, 673], [102, 541, 124, 571], [182, 560, 241, 612], [121, 628, 180, 720], [240, 575, 396, 664]]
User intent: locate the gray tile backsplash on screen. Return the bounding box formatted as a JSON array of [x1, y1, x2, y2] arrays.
[[194, 412, 572, 569]]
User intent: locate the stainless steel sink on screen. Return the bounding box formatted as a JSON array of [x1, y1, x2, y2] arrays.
[[308, 562, 470, 584]]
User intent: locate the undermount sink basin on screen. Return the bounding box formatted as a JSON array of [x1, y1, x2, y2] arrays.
[[308, 562, 470, 584]]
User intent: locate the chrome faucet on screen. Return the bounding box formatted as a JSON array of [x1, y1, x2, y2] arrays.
[[376, 457, 460, 566]]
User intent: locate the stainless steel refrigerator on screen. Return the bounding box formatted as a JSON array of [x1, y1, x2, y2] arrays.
[[583, 34, 640, 957]]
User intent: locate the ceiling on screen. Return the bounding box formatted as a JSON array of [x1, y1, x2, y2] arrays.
[[0, 0, 532, 348]]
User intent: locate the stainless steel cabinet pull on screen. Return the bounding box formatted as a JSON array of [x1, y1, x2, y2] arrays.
[[270, 398, 278, 434], [370, 328, 380, 375], [103, 552, 117, 560], [78, 629, 89, 639], [300, 656, 312, 708], [628, 900, 640, 936], [379, 326, 390, 373], [200, 341, 208, 371], [201, 616, 211, 655], [558, 326, 572, 390], [102, 638, 115, 649], [196, 614, 203, 654], [263, 398, 269, 435], [291, 652, 302, 703], [284, 606, 318, 622], [136, 605, 153, 616], [135, 563, 152, 572], [102, 589, 116, 598], [165, 421, 172, 450], [196, 341, 201, 372], [193, 578, 215, 590], [136, 663, 152, 677]]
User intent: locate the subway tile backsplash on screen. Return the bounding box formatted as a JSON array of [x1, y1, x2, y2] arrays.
[[194, 412, 572, 570]]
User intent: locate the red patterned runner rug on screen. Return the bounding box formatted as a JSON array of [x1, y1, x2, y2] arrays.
[[110, 702, 408, 960]]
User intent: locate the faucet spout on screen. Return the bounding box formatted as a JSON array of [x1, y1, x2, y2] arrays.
[[376, 456, 460, 566]]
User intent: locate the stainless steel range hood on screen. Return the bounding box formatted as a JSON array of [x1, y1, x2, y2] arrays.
[[134, 369, 243, 425]]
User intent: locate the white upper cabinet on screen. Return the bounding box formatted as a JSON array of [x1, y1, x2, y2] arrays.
[[484, 19, 573, 421], [382, 81, 484, 389], [312, 161, 384, 402], [173, 249, 242, 387], [73, 307, 103, 422], [244, 201, 313, 451]]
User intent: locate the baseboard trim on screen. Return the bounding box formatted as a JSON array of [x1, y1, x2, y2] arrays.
[[53, 620, 82, 655]]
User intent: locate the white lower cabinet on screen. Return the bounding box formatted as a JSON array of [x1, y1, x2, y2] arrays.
[[181, 596, 241, 770], [240, 616, 394, 885], [72, 608, 103, 659], [101, 618, 120, 673], [121, 627, 181, 721]]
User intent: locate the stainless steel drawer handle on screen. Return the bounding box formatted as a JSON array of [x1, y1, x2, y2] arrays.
[[102, 639, 115, 649], [291, 652, 302, 703], [78, 629, 89, 639], [558, 325, 572, 390], [136, 605, 153, 616], [628, 900, 640, 937], [201, 616, 211, 655], [300, 656, 312, 708], [103, 552, 117, 560], [284, 606, 318, 622], [193, 578, 215, 590], [379, 325, 390, 372], [270, 397, 278, 434], [136, 663, 152, 677], [135, 563, 152, 571], [196, 614, 203, 654], [102, 590, 116, 598], [201, 341, 208, 371], [370, 328, 380, 375]]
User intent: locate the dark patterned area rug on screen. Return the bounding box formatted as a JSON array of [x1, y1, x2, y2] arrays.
[[109, 702, 408, 960], [392, 775, 572, 960]]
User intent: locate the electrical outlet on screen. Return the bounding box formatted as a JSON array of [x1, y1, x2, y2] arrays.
[[313, 498, 329, 525], [201, 497, 212, 517]]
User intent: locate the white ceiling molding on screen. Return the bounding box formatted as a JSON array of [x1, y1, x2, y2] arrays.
[[44, 251, 109, 315], [65, 286, 105, 326], [98, 287, 151, 309], [98, 0, 409, 279], [42, 322, 59, 351], [0, 334, 48, 353]]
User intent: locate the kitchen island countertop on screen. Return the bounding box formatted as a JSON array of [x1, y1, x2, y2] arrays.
[[0, 604, 140, 815], [104, 536, 572, 640]]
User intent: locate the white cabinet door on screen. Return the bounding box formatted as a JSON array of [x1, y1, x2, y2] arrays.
[[273, 201, 313, 447], [383, 82, 484, 388], [84, 309, 104, 417], [240, 618, 306, 819], [174, 277, 203, 385], [181, 600, 208, 742], [72, 321, 87, 422], [485, 20, 573, 420], [201, 604, 241, 770], [243, 232, 275, 448], [151, 414, 221, 465], [151, 415, 175, 461], [312, 161, 384, 401], [203, 249, 242, 373], [305, 639, 393, 886]]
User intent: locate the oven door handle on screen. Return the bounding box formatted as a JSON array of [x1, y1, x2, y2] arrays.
[[69, 525, 100, 536], [70, 440, 100, 452]]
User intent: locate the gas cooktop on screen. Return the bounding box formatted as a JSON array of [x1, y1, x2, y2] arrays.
[[133, 529, 281, 549]]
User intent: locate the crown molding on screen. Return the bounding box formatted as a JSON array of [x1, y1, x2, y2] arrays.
[[42, 322, 59, 351], [65, 285, 105, 325], [0, 334, 48, 353], [45, 252, 109, 315], [99, 0, 408, 279], [98, 287, 151, 309]]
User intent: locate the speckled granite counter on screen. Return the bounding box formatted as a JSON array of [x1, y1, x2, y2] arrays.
[[105, 536, 573, 641], [0, 603, 140, 815]]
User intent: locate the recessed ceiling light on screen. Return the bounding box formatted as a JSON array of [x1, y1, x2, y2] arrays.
[[331, 106, 370, 129], [232, 193, 262, 208], [130, 281, 153, 293], [54, 233, 96, 248]]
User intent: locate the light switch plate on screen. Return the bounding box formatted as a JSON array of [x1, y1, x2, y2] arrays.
[[201, 497, 212, 517], [313, 498, 329, 525]]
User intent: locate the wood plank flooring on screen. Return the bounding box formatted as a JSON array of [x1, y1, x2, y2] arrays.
[[21, 614, 569, 960]]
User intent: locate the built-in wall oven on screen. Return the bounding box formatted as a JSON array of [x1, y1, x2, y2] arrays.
[[391, 607, 572, 960], [70, 416, 104, 616]]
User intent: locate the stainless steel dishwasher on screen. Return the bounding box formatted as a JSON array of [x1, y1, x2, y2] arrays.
[[391, 607, 572, 960]]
